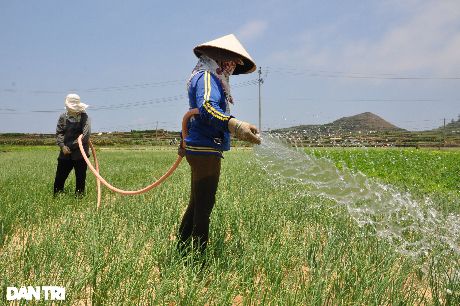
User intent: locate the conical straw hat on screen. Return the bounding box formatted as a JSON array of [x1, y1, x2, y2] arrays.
[[193, 34, 256, 75]]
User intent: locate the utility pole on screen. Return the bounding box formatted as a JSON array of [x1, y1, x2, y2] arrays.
[[443, 118, 446, 147], [155, 121, 158, 139], [258, 67, 264, 132]]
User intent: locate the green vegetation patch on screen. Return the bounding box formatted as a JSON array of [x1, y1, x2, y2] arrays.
[[0, 147, 459, 304]]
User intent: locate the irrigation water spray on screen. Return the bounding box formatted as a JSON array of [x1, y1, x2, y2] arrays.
[[253, 134, 460, 264]]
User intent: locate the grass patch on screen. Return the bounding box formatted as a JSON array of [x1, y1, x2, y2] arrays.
[[1, 146, 459, 304]]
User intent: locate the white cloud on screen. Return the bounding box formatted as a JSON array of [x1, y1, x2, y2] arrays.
[[237, 20, 268, 41], [273, 1, 460, 75], [347, 1, 460, 74]]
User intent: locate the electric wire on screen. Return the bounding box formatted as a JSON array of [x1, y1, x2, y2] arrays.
[[264, 66, 460, 80]]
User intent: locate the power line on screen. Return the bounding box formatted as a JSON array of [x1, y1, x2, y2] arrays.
[[90, 95, 186, 111], [3, 65, 460, 96], [267, 97, 460, 103], [0, 77, 259, 95], [265, 66, 460, 80], [1, 79, 187, 95], [0, 79, 260, 113]]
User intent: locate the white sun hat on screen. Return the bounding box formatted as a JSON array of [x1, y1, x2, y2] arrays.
[[65, 93, 88, 113], [193, 34, 257, 75]]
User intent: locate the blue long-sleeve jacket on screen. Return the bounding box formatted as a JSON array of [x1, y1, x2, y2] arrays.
[[184, 71, 233, 155]]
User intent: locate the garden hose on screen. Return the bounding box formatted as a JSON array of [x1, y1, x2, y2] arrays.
[[77, 108, 200, 208]]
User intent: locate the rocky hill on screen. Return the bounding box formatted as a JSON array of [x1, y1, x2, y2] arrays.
[[275, 112, 404, 135], [329, 112, 403, 132]]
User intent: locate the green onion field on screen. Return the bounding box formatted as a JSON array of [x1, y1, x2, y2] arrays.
[[1, 145, 459, 305]]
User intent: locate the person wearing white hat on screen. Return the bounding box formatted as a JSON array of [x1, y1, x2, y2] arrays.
[[53, 93, 91, 197], [178, 34, 261, 257]]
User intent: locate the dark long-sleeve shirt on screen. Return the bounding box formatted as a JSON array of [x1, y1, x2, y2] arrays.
[[56, 112, 91, 160]]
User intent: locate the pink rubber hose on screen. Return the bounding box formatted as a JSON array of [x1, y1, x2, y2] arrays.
[[78, 108, 199, 208]]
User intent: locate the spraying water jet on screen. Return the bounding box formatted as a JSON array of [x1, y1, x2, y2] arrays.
[[254, 133, 460, 262]]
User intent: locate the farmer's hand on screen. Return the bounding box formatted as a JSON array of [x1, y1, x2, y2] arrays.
[[229, 118, 261, 145], [62, 146, 71, 155]]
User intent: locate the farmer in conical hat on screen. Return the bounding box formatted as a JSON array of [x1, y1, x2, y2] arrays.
[[178, 34, 261, 256], [53, 93, 91, 197]]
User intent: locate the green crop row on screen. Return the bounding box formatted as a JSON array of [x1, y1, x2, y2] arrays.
[[0, 146, 459, 304]]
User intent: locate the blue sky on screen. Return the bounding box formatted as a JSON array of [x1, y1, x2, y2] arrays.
[[1, 0, 459, 133]]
